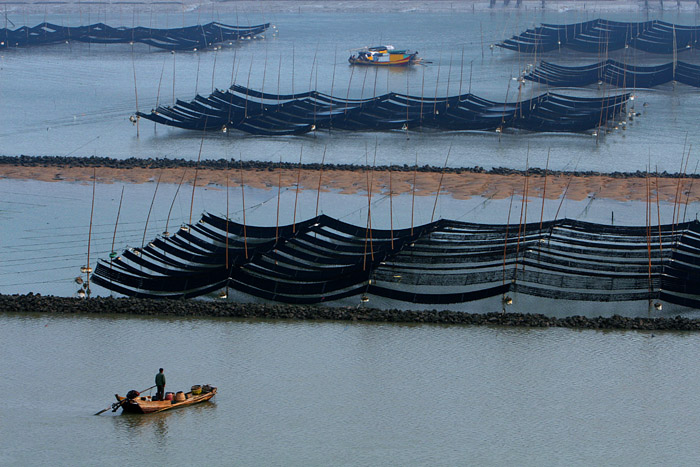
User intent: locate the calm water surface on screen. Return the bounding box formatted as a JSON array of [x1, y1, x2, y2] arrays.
[[1, 312, 699, 466], [3, 6, 700, 464], [0, 315, 700, 465], [6, 176, 699, 317], [0, 7, 699, 172]]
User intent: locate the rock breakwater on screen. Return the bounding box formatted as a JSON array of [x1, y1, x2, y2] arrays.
[[3, 294, 699, 332], [0, 155, 694, 179]]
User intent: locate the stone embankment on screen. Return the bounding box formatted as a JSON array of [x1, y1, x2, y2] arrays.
[[2, 293, 699, 331], [0, 155, 694, 179]]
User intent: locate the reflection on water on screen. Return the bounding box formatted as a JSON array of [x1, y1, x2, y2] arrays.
[[115, 401, 217, 431]]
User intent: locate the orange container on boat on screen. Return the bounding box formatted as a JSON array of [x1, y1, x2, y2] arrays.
[[165, 392, 174, 401], [175, 391, 186, 402]]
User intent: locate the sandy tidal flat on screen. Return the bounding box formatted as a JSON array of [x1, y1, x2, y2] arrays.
[[1, 163, 698, 203]]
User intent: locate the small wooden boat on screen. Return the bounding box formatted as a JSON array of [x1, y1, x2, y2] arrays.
[[114, 385, 217, 414], [348, 46, 420, 66]]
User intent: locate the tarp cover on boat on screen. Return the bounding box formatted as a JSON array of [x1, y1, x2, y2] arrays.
[[0, 22, 269, 50], [137, 84, 629, 134], [498, 19, 700, 54], [92, 213, 700, 308]]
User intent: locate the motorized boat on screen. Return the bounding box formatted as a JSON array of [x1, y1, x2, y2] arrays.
[[348, 46, 419, 66]]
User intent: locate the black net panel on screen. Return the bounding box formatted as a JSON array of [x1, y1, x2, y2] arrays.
[[0, 22, 269, 51], [498, 19, 700, 54], [137, 85, 629, 134], [91, 214, 700, 307]]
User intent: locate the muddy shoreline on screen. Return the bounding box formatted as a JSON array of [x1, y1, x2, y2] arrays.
[[3, 293, 699, 331], [2, 155, 698, 203]]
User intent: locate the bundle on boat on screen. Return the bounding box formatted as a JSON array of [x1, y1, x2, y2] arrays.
[[525, 60, 700, 88], [0, 21, 270, 50], [92, 213, 700, 309], [136, 84, 629, 135], [498, 19, 700, 54]]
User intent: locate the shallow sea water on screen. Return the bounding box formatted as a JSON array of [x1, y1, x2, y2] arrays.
[[2, 311, 700, 466], [0, 5, 698, 172], [4, 177, 700, 318], [2, 3, 700, 309], [3, 3, 700, 465]]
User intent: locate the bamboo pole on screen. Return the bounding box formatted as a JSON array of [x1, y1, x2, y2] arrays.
[[225, 171, 229, 278], [411, 151, 417, 236], [165, 169, 187, 237], [85, 167, 96, 297], [503, 189, 515, 288], [433, 49, 442, 115], [655, 167, 663, 259], [330, 46, 337, 131], [276, 156, 281, 245], [142, 171, 162, 249], [646, 165, 653, 311], [315, 146, 326, 218], [682, 161, 699, 224], [131, 44, 139, 137], [189, 135, 205, 225], [293, 146, 303, 233], [539, 149, 550, 232], [240, 158, 248, 259], [431, 145, 452, 223], [458, 46, 464, 97], [520, 151, 530, 273], [110, 186, 125, 274], [172, 50, 176, 106], [389, 166, 394, 250]]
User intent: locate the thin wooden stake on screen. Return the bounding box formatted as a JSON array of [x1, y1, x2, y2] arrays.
[[189, 135, 205, 225], [131, 45, 139, 137], [85, 167, 96, 297], [240, 158, 248, 259], [389, 166, 394, 249], [682, 160, 699, 224], [315, 146, 327, 218], [142, 171, 162, 248], [111, 186, 124, 263], [431, 144, 452, 223], [165, 169, 187, 236], [411, 151, 418, 236], [503, 189, 515, 287], [276, 157, 282, 245], [293, 146, 303, 233]]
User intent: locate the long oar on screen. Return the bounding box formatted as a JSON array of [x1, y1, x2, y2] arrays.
[[94, 385, 156, 415]]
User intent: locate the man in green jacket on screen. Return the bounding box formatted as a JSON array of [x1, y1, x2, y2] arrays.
[[155, 368, 166, 401]]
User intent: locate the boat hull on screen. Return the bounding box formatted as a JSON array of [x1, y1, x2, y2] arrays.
[[116, 387, 217, 414], [348, 56, 415, 66]]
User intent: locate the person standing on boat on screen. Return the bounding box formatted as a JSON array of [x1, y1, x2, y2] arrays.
[[155, 368, 166, 401]]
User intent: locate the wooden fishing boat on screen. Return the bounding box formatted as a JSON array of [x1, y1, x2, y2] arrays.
[[113, 385, 217, 414], [348, 46, 419, 66]]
